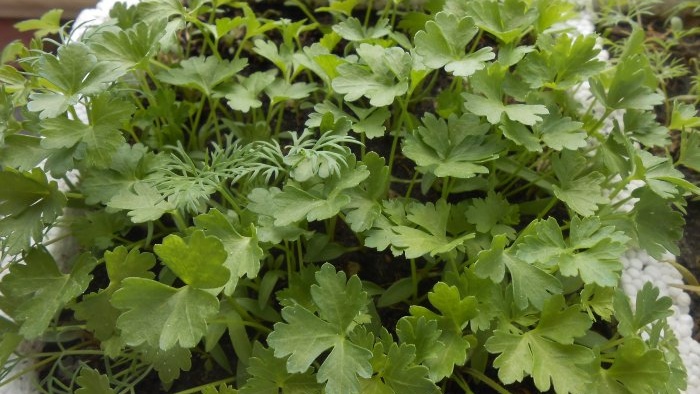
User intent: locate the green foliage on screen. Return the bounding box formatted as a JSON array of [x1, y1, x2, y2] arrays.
[[0, 1, 693, 393], [402, 113, 503, 178], [332, 43, 411, 106], [0, 249, 96, 338], [268, 263, 372, 394], [414, 12, 494, 77], [0, 168, 66, 254], [485, 295, 594, 393]]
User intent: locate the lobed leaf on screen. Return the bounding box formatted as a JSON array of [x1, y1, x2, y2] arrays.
[[0, 168, 66, 254], [0, 249, 96, 338]]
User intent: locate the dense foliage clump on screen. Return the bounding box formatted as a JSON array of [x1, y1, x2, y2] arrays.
[[0, 0, 698, 392]]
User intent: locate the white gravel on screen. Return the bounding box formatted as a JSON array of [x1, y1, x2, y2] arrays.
[[567, 3, 700, 392]]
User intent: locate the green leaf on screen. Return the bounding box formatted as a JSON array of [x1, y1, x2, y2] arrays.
[[332, 44, 411, 107], [518, 34, 605, 90], [463, 0, 538, 44], [0, 135, 50, 172], [622, 110, 669, 147], [552, 150, 608, 216], [414, 12, 494, 77], [28, 43, 123, 118], [247, 187, 312, 244], [590, 54, 664, 110], [265, 79, 317, 103], [112, 278, 220, 350], [402, 113, 504, 178], [499, 117, 541, 152], [462, 65, 548, 125], [613, 283, 673, 337], [40, 94, 134, 168], [268, 263, 372, 394], [596, 337, 670, 393], [154, 230, 229, 289], [678, 130, 700, 172], [344, 152, 390, 232], [107, 182, 175, 223], [371, 343, 440, 393], [75, 367, 114, 394], [194, 209, 263, 295], [225, 71, 276, 112], [634, 150, 699, 199], [332, 17, 390, 41], [271, 160, 369, 226], [14, 9, 63, 38], [241, 342, 322, 394], [138, 344, 192, 383], [485, 295, 594, 393], [463, 93, 548, 125], [465, 191, 519, 237], [80, 143, 165, 205], [73, 246, 155, 342], [253, 39, 292, 76], [0, 168, 66, 254], [537, 110, 587, 151], [306, 101, 390, 139], [396, 316, 444, 366], [474, 233, 562, 309], [517, 217, 629, 287], [367, 200, 475, 259], [627, 190, 685, 259], [157, 56, 247, 96], [88, 19, 166, 71], [669, 102, 700, 130], [70, 211, 130, 250], [408, 283, 476, 381], [0, 249, 96, 338]]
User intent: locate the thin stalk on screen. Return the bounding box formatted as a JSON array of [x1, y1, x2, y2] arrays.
[[410, 258, 418, 301], [116, 366, 153, 394], [463, 368, 512, 394], [441, 176, 452, 199], [64, 192, 84, 200], [468, 30, 484, 54], [170, 210, 189, 233], [403, 170, 420, 199], [535, 197, 558, 221], [216, 185, 243, 215], [284, 240, 295, 280], [191, 94, 208, 149], [387, 96, 411, 171], [208, 98, 223, 146], [274, 104, 286, 135], [297, 239, 304, 269], [172, 377, 236, 394], [145, 221, 154, 247]]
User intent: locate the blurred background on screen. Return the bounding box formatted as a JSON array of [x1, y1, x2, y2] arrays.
[[0, 0, 97, 46]]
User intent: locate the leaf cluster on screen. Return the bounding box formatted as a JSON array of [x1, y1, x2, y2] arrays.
[[0, 0, 697, 393]]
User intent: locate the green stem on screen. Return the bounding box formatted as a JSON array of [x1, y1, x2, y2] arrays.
[[463, 368, 512, 394], [535, 197, 558, 221], [441, 176, 452, 199], [410, 258, 418, 301], [172, 377, 236, 394], [191, 94, 208, 149], [387, 96, 411, 172], [145, 221, 154, 247], [216, 185, 243, 215], [170, 210, 188, 233], [209, 98, 223, 146], [64, 192, 84, 200], [404, 170, 420, 199]]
